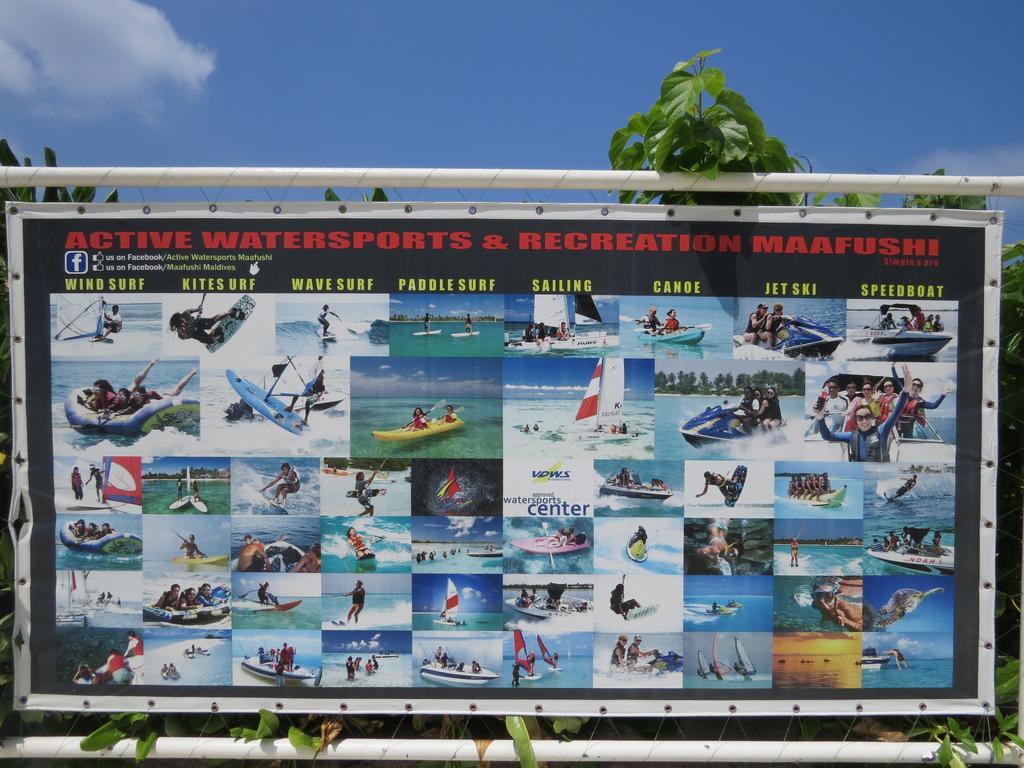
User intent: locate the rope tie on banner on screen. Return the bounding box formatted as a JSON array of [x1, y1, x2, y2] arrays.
[[640, 713, 668, 762], [342, 168, 373, 204], [579, 708, 604, 759], [379, 711, 406, 760], [478, 168, 503, 203], [543, 168, 572, 204]]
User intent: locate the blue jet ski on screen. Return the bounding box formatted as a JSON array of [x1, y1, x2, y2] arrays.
[[733, 315, 842, 358], [679, 405, 749, 447]]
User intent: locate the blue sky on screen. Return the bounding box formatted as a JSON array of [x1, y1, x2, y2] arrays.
[[412, 516, 501, 543], [2, 2, 1021, 240], [390, 294, 504, 320], [143, 456, 230, 475], [351, 357, 501, 399], [411, 573, 502, 613], [773, 517, 862, 541], [322, 629, 411, 655], [503, 358, 653, 400], [505, 295, 618, 324]]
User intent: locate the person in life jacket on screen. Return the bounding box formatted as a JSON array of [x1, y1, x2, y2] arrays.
[[891, 366, 953, 438], [814, 364, 911, 462]]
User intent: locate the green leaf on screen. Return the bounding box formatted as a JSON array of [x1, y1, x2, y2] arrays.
[[325, 188, 340, 202], [504, 715, 538, 768], [135, 729, 158, 763], [714, 89, 766, 147], [937, 734, 953, 766], [715, 118, 750, 163], [702, 67, 726, 98], [995, 656, 1020, 703], [287, 725, 320, 751], [958, 729, 977, 754], [103, 188, 119, 203], [798, 718, 821, 739], [661, 71, 703, 122], [0, 139, 19, 167], [80, 720, 128, 752], [991, 738, 1004, 762], [672, 48, 721, 73], [162, 716, 189, 738], [72, 186, 97, 203], [550, 716, 586, 736], [255, 708, 279, 739]]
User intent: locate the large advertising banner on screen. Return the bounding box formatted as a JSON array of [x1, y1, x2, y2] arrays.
[[6, 204, 998, 715]]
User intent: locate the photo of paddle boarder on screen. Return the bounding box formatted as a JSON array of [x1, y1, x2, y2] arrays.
[[593, 517, 682, 575], [591, 631, 685, 689], [775, 461, 864, 520], [275, 294, 389, 357], [502, 517, 594, 575], [683, 518, 773, 576], [503, 293, 620, 355], [683, 460, 773, 515], [322, 630, 413, 688], [732, 297, 846, 361], [322, 573, 412, 631], [349, 356, 502, 459], [501, 575, 594, 632], [389, 294, 504, 357], [230, 457, 320, 516], [146, 628, 231, 687], [412, 459, 501, 516], [53, 357, 201, 454], [163, 292, 268, 361], [231, 572, 321, 630], [412, 573, 503, 631], [321, 458, 411, 516], [51, 294, 163, 359], [619, 295, 734, 359], [142, 514, 230, 573], [411, 516, 503, 574], [141, 456, 230, 515], [232, 629, 323, 687], [230, 515, 320, 574], [683, 631, 773, 689], [772, 632, 863, 689], [53, 454, 143, 515], [591, 459, 682, 518], [503, 357, 655, 460], [846, 299, 958, 362], [321, 516, 412, 574]]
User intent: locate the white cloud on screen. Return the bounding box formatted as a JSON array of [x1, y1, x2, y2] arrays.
[[378, 364, 391, 370], [484, 530, 497, 537], [460, 586, 482, 600], [910, 145, 1024, 177], [446, 518, 474, 537], [0, 0, 215, 114], [505, 383, 586, 392], [391, 299, 402, 304]]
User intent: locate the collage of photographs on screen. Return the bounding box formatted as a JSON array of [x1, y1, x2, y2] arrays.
[[49, 291, 958, 691]]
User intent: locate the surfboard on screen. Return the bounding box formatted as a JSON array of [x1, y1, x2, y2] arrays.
[[321, 332, 337, 342], [225, 370, 306, 435], [89, 337, 115, 344], [451, 331, 479, 338], [205, 295, 256, 353], [168, 497, 193, 511], [345, 488, 386, 498], [413, 329, 442, 336]]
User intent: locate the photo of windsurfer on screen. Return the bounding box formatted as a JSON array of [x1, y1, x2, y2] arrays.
[[683, 631, 772, 688], [51, 294, 162, 357]]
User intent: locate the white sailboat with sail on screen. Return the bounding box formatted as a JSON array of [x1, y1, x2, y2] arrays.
[[572, 358, 638, 442], [505, 294, 619, 352], [54, 295, 111, 343], [433, 578, 466, 627], [57, 570, 93, 627]]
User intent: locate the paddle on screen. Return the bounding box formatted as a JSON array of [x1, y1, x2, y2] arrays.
[[623, 313, 710, 333], [401, 399, 446, 429]]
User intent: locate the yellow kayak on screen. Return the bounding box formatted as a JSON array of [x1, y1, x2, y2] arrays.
[[372, 417, 464, 442], [171, 554, 229, 566]]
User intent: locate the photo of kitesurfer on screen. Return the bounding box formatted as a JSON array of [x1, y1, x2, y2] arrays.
[[503, 294, 620, 355], [321, 458, 411, 516], [231, 572, 321, 630], [169, 298, 247, 346], [772, 632, 862, 689], [413, 459, 502, 516], [684, 460, 772, 514], [846, 299, 958, 362], [683, 518, 773, 576], [805, 362, 956, 464], [230, 515, 320, 574], [275, 294, 388, 357], [231, 457, 320, 516], [732, 297, 845, 360], [350, 356, 502, 459], [321, 516, 412, 574], [592, 573, 682, 633], [147, 628, 231, 687], [159, 292, 269, 362], [321, 573, 411, 630], [683, 630, 773, 689], [504, 357, 654, 460], [321, 630, 412, 688], [772, 517, 864, 576], [52, 295, 163, 358], [591, 631, 685, 689], [593, 517, 682, 575], [389, 294, 504, 356], [774, 576, 863, 632]]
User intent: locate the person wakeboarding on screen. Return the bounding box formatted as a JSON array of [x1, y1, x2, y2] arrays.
[[260, 462, 301, 505], [609, 576, 642, 619], [318, 305, 340, 337], [169, 303, 242, 345], [889, 474, 918, 500], [814, 364, 911, 462], [695, 470, 742, 504], [346, 527, 375, 560]]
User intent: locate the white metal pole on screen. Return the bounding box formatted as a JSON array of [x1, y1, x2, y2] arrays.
[[0, 167, 1023, 195], [0, 737, 1015, 763]]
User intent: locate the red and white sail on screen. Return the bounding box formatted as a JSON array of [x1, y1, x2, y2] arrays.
[[575, 359, 603, 423], [442, 578, 459, 619], [102, 456, 142, 507]]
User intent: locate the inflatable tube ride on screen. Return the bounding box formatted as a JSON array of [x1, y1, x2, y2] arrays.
[[59, 525, 142, 554], [65, 390, 199, 436]]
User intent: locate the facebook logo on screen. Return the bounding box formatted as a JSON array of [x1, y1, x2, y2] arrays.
[[64, 251, 89, 274], [64, 251, 102, 273]]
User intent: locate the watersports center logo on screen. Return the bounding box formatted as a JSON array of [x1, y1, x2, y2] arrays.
[[64, 251, 104, 274], [532, 460, 572, 483]]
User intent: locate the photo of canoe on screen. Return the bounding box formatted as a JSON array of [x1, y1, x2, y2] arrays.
[[389, 294, 504, 357], [142, 456, 230, 515], [232, 629, 323, 687], [51, 295, 163, 358], [591, 631, 685, 689], [683, 631, 773, 688], [504, 294, 619, 355], [55, 514, 142, 570], [414, 632, 503, 687], [845, 300, 957, 362], [275, 294, 389, 357], [231, 572, 322, 629], [53, 454, 143, 515], [52, 358, 201, 453], [619, 296, 735, 359], [350, 357, 502, 459], [322, 516, 411, 573], [774, 461, 864, 520], [412, 516, 503, 574], [142, 514, 230, 573], [654, 359, 806, 461], [503, 357, 655, 460], [772, 632, 862, 689], [321, 629, 413, 687], [733, 298, 846, 360], [146, 629, 232, 687]]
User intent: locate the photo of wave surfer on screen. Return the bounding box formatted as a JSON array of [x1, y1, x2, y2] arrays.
[[276, 294, 389, 357]]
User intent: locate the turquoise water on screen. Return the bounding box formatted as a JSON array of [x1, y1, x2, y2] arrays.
[[389, 321, 503, 357], [232, 596, 322, 630], [773, 545, 864, 576], [619, 296, 736, 360], [143, 478, 231, 515], [683, 594, 774, 633], [321, 470, 411, 516], [504, 399, 656, 461], [501, 586, 595, 632], [500, 652, 593, 688], [322, 652, 413, 687], [859, 656, 952, 687], [50, 299, 163, 360], [504, 321, 620, 357], [146, 631, 232, 687], [322, 517, 411, 573], [656, 394, 805, 461], [412, 612, 503, 631], [593, 518, 683, 575], [276, 297, 389, 357], [774, 577, 862, 632], [503, 518, 594, 575], [733, 298, 848, 353], [231, 457, 321, 516], [774, 473, 865, 519], [591, 632, 684, 689], [351, 397, 502, 458], [412, 543, 503, 573], [55, 514, 143, 571], [322, 591, 411, 630]]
